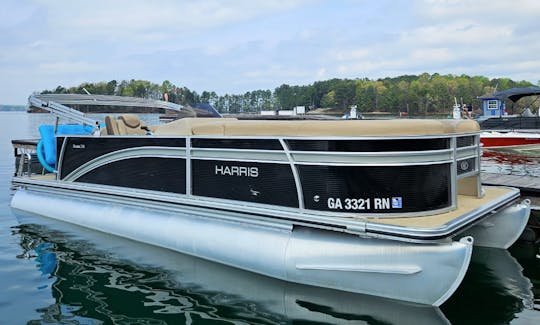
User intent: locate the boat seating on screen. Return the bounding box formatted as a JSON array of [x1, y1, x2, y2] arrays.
[[102, 114, 150, 135], [153, 118, 238, 135], [104, 115, 120, 135], [116, 114, 147, 135], [153, 118, 480, 136]]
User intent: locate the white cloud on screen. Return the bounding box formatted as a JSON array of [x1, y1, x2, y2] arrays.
[[38, 61, 101, 74], [1, 0, 540, 104]]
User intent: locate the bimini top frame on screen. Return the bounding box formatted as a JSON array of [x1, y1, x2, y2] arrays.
[[28, 95, 100, 128]]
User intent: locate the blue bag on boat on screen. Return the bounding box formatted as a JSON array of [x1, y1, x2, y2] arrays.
[[37, 124, 94, 172]]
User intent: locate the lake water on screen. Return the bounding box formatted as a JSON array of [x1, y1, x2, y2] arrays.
[[1, 111, 539, 324]]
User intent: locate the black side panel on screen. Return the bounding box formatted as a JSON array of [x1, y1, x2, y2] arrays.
[[479, 117, 540, 130], [76, 157, 186, 194], [299, 164, 451, 213], [192, 160, 298, 208], [456, 136, 475, 147], [286, 139, 449, 152], [192, 139, 282, 150], [60, 137, 186, 179]]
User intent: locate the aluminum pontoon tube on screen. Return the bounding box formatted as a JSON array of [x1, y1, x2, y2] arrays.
[[457, 199, 531, 249], [11, 189, 473, 306], [13, 211, 452, 324]]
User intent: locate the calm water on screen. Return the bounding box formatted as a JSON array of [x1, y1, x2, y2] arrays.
[[1, 111, 539, 324]]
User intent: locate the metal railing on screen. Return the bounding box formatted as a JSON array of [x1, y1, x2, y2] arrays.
[[28, 95, 100, 127]]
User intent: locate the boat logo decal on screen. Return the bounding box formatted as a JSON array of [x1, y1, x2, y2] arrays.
[[459, 160, 469, 171], [391, 197, 403, 209], [215, 165, 259, 178], [249, 188, 260, 196]]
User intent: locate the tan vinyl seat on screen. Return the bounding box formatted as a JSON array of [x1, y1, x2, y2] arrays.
[[153, 118, 480, 137], [153, 118, 238, 136], [116, 114, 147, 135], [104, 115, 120, 135]]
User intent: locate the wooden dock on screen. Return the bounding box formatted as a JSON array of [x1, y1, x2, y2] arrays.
[[482, 173, 540, 206], [482, 173, 540, 193]]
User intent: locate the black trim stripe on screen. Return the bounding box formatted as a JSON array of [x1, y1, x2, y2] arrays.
[[192, 138, 283, 150], [286, 139, 450, 152]]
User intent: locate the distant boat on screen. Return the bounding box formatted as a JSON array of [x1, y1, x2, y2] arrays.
[[480, 131, 540, 149], [476, 86, 540, 149]]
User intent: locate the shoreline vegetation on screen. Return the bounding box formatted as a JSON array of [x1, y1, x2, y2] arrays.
[[30, 73, 537, 115]]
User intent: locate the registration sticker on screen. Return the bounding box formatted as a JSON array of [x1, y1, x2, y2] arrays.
[[391, 197, 402, 209]]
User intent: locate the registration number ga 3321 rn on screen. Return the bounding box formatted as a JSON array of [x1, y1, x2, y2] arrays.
[[327, 197, 403, 210]]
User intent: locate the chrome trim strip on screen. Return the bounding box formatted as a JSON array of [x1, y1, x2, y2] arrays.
[[65, 132, 481, 141], [186, 137, 192, 196], [57, 137, 68, 180], [193, 146, 454, 155], [456, 153, 478, 160], [291, 151, 452, 164], [63, 146, 186, 181], [450, 137, 457, 210], [192, 147, 454, 164], [289, 149, 453, 156], [279, 138, 304, 210], [292, 160, 454, 167], [188, 133, 481, 141], [476, 135, 482, 196], [191, 147, 283, 154], [191, 155, 454, 167], [191, 156, 292, 164], [455, 147, 478, 158]]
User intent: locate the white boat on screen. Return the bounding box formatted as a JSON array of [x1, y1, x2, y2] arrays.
[[10, 95, 531, 306]]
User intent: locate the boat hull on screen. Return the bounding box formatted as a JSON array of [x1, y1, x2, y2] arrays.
[[11, 188, 473, 306], [456, 199, 531, 249], [481, 131, 540, 149]]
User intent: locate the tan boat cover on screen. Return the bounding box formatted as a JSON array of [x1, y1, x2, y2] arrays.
[[153, 118, 479, 136]]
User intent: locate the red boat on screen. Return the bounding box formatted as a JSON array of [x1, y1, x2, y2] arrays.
[[481, 131, 540, 149], [477, 86, 540, 149]]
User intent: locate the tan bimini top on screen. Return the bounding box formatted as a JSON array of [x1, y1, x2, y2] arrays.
[[152, 118, 480, 137]]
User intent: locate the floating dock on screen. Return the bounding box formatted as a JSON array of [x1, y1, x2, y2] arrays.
[[481, 173, 540, 199]]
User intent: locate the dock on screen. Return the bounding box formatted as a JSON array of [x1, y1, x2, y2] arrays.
[[482, 173, 540, 197]]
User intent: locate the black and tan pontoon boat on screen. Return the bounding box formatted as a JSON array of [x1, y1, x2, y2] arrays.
[[10, 95, 531, 306]]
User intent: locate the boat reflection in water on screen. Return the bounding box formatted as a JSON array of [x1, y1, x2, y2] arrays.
[[14, 211, 450, 325], [442, 246, 536, 324], [14, 211, 538, 324]]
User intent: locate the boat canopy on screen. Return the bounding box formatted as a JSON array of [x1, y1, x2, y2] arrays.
[[29, 93, 222, 118], [490, 86, 540, 102]]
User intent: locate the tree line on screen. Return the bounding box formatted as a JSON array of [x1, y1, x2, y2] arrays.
[[41, 73, 536, 114]]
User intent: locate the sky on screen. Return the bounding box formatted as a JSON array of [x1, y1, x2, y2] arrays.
[[1, 0, 539, 105]]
